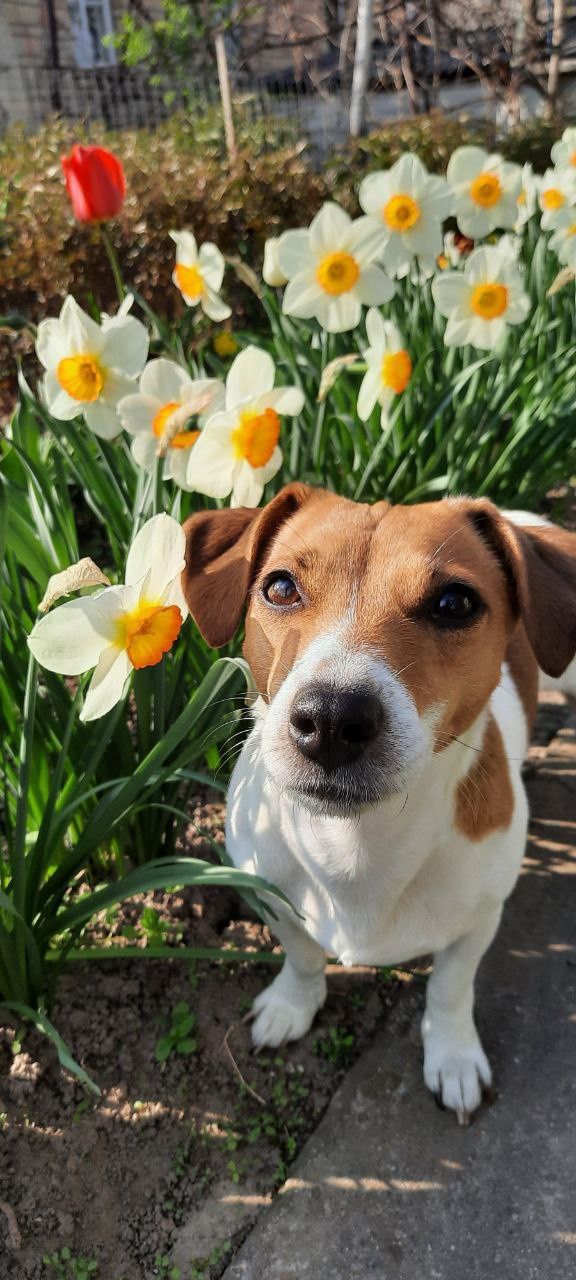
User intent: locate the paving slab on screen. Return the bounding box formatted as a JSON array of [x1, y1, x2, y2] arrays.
[[221, 707, 576, 1280]]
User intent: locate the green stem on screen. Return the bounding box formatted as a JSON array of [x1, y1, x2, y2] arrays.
[[100, 224, 125, 304]]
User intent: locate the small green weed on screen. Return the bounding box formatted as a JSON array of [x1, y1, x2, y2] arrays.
[[152, 1254, 180, 1279], [155, 1002, 198, 1063], [190, 1241, 231, 1279], [43, 1247, 98, 1279], [314, 1026, 356, 1070]]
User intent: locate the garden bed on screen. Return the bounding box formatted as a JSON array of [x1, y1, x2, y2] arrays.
[[0, 797, 404, 1280]]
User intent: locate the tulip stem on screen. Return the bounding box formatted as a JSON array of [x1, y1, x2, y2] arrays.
[[100, 224, 125, 304]]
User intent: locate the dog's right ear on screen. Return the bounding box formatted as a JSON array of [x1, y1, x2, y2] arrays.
[[181, 483, 315, 647]]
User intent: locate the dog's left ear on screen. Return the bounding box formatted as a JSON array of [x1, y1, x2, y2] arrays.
[[468, 500, 576, 677], [181, 483, 316, 647]]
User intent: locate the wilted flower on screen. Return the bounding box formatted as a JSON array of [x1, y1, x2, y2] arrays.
[[118, 359, 224, 490], [263, 237, 289, 287], [170, 230, 231, 321], [551, 126, 576, 172], [538, 168, 576, 231], [357, 309, 412, 427], [36, 295, 148, 439], [359, 153, 452, 278], [447, 147, 522, 238], [186, 345, 304, 507], [61, 144, 126, 222], [28, 515, 188, 721], [432, 245, 530, 350], [277, 202, 394, 333]]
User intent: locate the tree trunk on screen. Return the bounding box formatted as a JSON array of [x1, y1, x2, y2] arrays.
[[546, 0, 565, 119], [215, 31, 237, 163], [349, 0, 374, 137]]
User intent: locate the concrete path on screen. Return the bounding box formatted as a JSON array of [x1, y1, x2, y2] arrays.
[[222, 705, 576, 1280]]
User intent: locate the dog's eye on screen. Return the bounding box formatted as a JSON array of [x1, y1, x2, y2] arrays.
[[430, 583, 483, 626], [262, 572, 302, 608]]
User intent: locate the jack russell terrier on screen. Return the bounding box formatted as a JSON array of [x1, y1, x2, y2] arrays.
[[182, 484, 576, 1123]]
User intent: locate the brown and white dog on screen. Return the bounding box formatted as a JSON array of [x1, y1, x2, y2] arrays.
[[181, 484, 576, 1122]]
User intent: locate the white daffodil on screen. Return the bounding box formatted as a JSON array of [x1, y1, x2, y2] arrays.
[[551, 126, 576, 173], [358, 153, 452, 278], [118, 359, 224, 490], [36, 294, 148, 440], [538, 167, 576, 231], [186, 345, 304, 508], [277, 202, 394, 333], [357, 309, 412, 428], [28, 514, 187, 722], [437, 230, 475, 271], [514, 163, 540, 231], [447, 146, 522, 238], [262, 237, 288, 287], [549, 213, 576, 270], [171, 230, 231, 321], [432, 245, 530, 350]]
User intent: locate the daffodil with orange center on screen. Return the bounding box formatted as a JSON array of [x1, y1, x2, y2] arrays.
[[35, 295, 148, 439], [551, 127, 576, 174], [118, 358, 224, 491], [357, 309, 413, 428], [277, 202, 394, 333], [359, 153, 451, 278], [432, 245, 530, 350], [170, 230, 231, 321], [28, 515, 188, 722], [538, 167, 576, 231], [186, 346, 304, 507], [447, 146, 521, 238]]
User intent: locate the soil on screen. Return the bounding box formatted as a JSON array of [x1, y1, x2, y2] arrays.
[[0, 796, 408, 1280]]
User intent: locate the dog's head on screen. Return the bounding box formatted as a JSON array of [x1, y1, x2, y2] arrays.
[[182, 484, 576, 815]]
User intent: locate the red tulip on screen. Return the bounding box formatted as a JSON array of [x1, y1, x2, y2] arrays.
[[61, 144, 126, 223]]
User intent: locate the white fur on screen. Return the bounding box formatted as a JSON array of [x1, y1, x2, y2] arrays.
[[227, 620, 530, 1119]]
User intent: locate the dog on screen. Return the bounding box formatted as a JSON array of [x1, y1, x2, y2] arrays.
[[181, 484, 576, 1123]]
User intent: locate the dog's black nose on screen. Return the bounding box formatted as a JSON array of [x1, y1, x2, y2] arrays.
[[289, 683, 383, 770]]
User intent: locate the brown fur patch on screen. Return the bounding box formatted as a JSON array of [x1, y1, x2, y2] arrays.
[[455, 715, 514, 841], [506, 624, 539, 732]]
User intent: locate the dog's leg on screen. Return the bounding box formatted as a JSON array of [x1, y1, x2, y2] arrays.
[[422, 906, 501, 1122], [250, 912, 327, 1049]]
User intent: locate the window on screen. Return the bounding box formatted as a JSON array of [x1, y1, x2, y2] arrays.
[[69, 0, 116, 68]]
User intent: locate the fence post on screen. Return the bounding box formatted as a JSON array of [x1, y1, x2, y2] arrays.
[[215, 32, 237, 163]]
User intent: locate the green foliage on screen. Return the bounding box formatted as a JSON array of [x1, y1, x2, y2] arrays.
[[43, 1247, 98, 1280], [106, 0, 238, 83], [314, 1025, 356, 1069], [155, 1000, 198, 1062]]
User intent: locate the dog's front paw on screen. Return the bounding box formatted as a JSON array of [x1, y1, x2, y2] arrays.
[[423, 1028, 493, 1124], [250, 967, 327, 1049]]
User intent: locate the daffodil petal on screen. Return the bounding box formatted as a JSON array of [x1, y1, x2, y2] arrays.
[[119, 393, 159, 436], [264, 385, 305, 415], [355, 265, 395, 306], [198, 242, 225, 290], [226, 346, 275, 408], [42, 371, 83, 420], [282, 272, 324, 319], [309, 202, 351, 254], [184, 418, 234, 498], [277, 229, 314, 279], [357, 367, 381, 421], [170, 229, 198, 263], [365, 307, 386, 347], [125, 513, 187, 595], [99, 316, 149, 377], [80, 646, 132, 722], [28, 589, 126, 675], [83, 401, 123, 440], [432, 273, 470, 318], [201, 289, 232, 322]]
